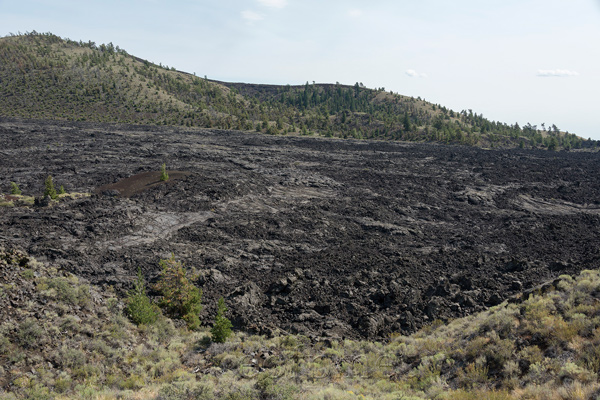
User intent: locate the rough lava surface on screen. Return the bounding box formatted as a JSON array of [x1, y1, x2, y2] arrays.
[[1, 118, 600, 339]]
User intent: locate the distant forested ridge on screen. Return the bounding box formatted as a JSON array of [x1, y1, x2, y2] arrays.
[[0, 31, 594, 150]]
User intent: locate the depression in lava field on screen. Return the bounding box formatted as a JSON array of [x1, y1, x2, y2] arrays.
[[2, 119, 600, 339]]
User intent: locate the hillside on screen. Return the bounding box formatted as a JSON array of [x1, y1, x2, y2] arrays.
[[0, 31, 593, 150], [3, 247, 600, 399]]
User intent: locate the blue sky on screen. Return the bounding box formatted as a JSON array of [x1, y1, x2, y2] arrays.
[[1, 0, 599, 139]]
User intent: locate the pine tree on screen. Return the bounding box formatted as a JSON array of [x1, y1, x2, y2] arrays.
[[403, 112, 411, 131], [154, 255, 202, 330], [126, 268, 159, 325], [211, 297, 233, 343], [10, 182, 21, 195], [160, 163, 169, 181], [44, 176, 57, 199]]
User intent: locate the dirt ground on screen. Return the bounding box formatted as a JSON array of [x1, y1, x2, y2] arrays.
[[2, 118, 600, 339]]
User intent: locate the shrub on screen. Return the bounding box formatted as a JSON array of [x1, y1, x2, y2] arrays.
[[156, 381, 212, 400], [23, 383, 52, 400], [41, 277, 89, 306], [16, 318, 44, 349], [121, 374, 145, 390], [54, 375, 72, 393], [155, 254, 202, 329], [58, 346, 86, 369], [581, 343, 600, 373], [211, 297, 233, 343], [21, 269, 34, 280], [255, 372, 274, 392], [10, 182, 21, 195], [559, 362, 596, 383], [160, 163, 169, 181], [126, 268, 159, 325], [150, 317, 178, 344], [43, 175, 57, 199], [0, 334, 12, 355], [457, 358, 490, 389]]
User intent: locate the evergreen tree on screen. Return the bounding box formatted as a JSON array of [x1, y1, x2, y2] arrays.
[[126, 268, 159, 325], [160, 163, 169, 181], [10, 182, 21, 195], [211, 297, 233, 343], [403, 112, 411, 131], [44, 175, 57, 199], [154, 255, 202, 330]]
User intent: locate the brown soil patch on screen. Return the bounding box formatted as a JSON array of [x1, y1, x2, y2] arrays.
[[95, 171, 191, 198], [1, 195, 19, 201]]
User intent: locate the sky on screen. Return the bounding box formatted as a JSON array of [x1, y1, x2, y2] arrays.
[[1, 0, 599, 139]]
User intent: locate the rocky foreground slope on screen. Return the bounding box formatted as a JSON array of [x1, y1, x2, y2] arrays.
[[3, 248, 600, 399], [1, 118, 600, 340]]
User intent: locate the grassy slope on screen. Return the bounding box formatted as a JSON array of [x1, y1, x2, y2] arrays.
[[0, 32, 593, 150], [2, 247, 600, 399]]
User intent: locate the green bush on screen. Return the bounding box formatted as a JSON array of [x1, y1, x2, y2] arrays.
[[160, 163, 169, 181], [23, 383, 52, 400], [54, 376, 72, 393], [43, 175, 57, 199], [211, 297, 233, 343], [120, 374, 145, 390], [156, 382, 212, 400], [58, 346, 86, 369], [42, 277, 89, 306], [10, 182, 21, 195], [0, 334, 12, 355], [16, 318, 43, 349], [21, 269, 34, 280], [126, 268, 159, 325], [155, 254, 202, 329]]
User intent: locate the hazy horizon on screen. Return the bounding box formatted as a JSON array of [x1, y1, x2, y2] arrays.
[[1, 0, 599, 139]]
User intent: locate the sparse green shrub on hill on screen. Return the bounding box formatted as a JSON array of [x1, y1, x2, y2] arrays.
[[211, 297, 233, 343], [10, 182, 21, 195], [37, 276, 90, 306], [154, 254, 202, 330], [43, 175, 57, 199], [160, 163, 169, 181], [126, 268, 159, 325], [16, 318, 44, 349]]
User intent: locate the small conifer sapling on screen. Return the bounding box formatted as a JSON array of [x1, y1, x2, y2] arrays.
[[211, 297, 233, 343], [126, 268, 159, 325], [44, 176, 57, 199], [10, 182, 21, 195], [160, 163, 169, 181]]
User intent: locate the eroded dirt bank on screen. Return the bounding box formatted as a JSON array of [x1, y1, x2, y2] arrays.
[[1, 119, 600, 339]]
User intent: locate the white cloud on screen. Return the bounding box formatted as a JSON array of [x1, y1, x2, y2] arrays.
[[536, 69, 579, 77], [347, 9, 363, 18], [257, 0, 288, 9], [405, 69, 427, 78], [241, 10, 263, 22]]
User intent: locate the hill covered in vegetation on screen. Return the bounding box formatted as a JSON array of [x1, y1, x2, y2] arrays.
[[0, 31, 593, 150], [3, 247, 600, 399]]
